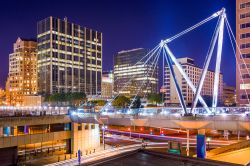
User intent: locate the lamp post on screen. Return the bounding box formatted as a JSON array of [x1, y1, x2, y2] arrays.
[[186, 129, 189, 156], [102, 125, 108, 150], [207, 137, 211, 151]]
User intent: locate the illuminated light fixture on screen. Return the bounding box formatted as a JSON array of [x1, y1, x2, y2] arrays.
[[221, 112, 227, 117]]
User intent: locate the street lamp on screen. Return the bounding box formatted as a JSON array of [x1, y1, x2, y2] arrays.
[[150, 129, 153, 135], [102, 125, 108, 150], [160, 130, 164, 136], [207, 137, 211, 151]]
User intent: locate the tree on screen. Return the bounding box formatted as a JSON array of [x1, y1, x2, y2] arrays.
[[96, 100, 107, 106], [112, 95, 130, 108], [68, 92, 86, 106], [46, 92, 86, 106], [49, 93, 66, 102], [92, 100, 107, 106], [147, 93, 163, 104], [130, 96, 141, 108]]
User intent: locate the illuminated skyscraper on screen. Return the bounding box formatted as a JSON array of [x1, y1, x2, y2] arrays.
[[37, 17, 102, 95], [6, 38, 37, 106], [236, 0, 250, 105], [101, 71, 113, 98], [114, 48, 158, 97]]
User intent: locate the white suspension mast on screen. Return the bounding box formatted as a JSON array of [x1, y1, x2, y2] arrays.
[[163, 44, 210, 113], [162, 42, 188, 115], [164, 9, 223, 43], [191, 8, 226, 113], [212, 11, 225, 110]]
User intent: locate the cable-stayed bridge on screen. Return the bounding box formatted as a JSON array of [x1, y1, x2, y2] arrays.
[[70, 8, 250, 120]]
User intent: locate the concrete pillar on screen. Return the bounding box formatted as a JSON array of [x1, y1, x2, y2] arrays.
[[0, 127, 3, 137], [186, 130, 189, 156], [13, 126, 17, 136]]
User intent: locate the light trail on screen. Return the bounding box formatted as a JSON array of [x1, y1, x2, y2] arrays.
[[106, 129, 236, 146]]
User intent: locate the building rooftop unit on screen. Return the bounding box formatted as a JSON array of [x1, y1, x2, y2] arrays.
[[118, 48, 145, 54]]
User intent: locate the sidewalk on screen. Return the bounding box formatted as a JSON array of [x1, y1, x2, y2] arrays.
[[18, 144, 112, 166]]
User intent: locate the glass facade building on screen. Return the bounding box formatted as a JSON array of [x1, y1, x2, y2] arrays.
[[37, 17, 102, 95], [101, 70, 114, 98], [114, 48, 158, 97]]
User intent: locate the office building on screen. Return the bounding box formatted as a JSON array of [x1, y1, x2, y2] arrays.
[[6, 38, 37, 106], [0, 88, 5, 105], [114, 48, 158, 97], [236, 0, 250, 106], [101, 70, 113, 98], [37, 17, 102, 95], [164, 57, 223, 106]]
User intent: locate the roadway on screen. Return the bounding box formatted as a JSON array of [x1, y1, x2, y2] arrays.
[[105, 129, 237, 147]]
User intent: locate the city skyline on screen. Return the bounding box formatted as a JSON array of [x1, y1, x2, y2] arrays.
[[0, 0, 235, 88], [0, 1, 250, 166]]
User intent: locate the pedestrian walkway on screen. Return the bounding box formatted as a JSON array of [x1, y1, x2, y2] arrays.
[[19, 144, 112, 166]]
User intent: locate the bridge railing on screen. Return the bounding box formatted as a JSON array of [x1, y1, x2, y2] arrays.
[[99, 107, 250, 121], [0, 106, 69, 117]]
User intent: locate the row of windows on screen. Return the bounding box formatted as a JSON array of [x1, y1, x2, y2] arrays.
[[78, 124, 95, 131], [240, 2, 250, 9], [242, 74, 250, 79], [240, 32, 250, 39], [240, 23, 250, 29], [240, 94, 250, 99], [52, 52, 84, 62], [39, 43, 101, 53], [240, 43, 250, 49], [240, 53, 250, 59], [240, 64, 250, 69], [240, 12, 250, 19]]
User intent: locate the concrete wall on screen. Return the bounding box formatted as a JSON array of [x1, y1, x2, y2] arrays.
[[71, 123, 100, 154]]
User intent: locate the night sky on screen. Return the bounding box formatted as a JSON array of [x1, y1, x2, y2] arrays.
[[0, 0, 236, 89]]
